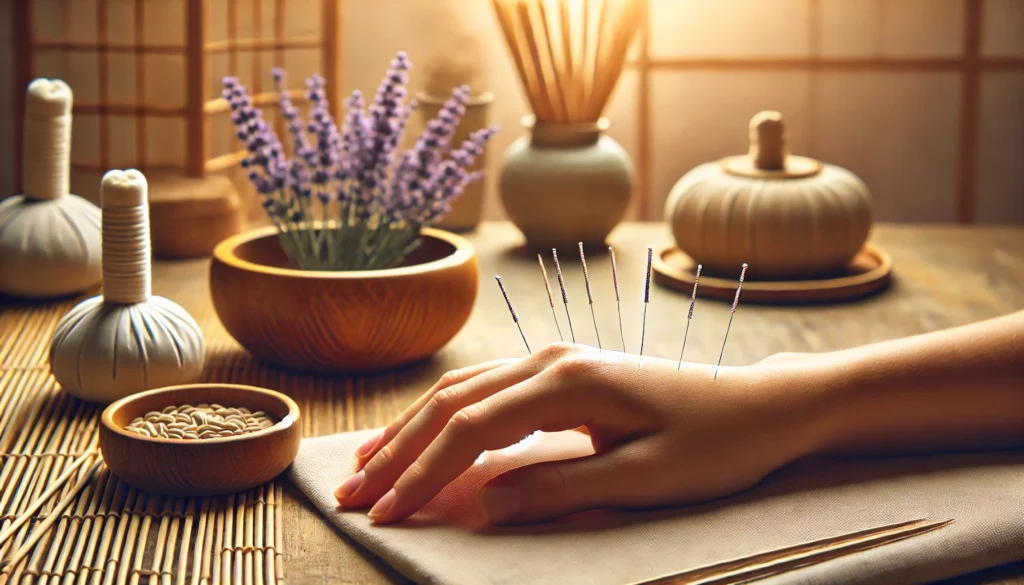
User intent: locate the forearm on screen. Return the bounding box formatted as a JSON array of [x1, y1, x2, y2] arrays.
[[794, 310, 1024, 456]]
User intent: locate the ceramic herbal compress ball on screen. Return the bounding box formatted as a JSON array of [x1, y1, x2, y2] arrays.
[[50, 170, 205, 404], [0, 79, 102, 298], [664, 111, 873, 279]]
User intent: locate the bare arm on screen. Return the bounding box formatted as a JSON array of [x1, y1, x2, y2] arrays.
[[792, 309, 1024, 456], [335, 311, 1024, 525]]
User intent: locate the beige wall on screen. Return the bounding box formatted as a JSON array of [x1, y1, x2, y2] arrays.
[[4, 0, 1023, 224]]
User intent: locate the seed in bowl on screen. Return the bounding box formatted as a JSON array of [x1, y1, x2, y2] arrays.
[[124, 404, 275, 440]]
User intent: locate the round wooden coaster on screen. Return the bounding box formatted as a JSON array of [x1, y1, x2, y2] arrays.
[[653, 243, 893, 304]]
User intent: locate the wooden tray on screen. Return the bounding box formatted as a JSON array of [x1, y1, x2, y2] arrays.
[[653, 243, 893, 304]]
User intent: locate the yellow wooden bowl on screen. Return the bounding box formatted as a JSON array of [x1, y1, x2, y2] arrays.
[[100, 383, 301, 496], [210, 226, 479, 373]]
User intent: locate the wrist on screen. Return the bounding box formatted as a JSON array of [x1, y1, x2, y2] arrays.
[[748, 352, 852, 461]]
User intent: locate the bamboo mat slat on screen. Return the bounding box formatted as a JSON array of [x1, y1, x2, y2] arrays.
[[0, 293, 318, 585]]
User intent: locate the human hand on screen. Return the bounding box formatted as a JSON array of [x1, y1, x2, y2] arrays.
[[334, 343, 822, 525]]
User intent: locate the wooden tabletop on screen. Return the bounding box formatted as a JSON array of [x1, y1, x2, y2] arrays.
[[3, 222, 1023, 584]]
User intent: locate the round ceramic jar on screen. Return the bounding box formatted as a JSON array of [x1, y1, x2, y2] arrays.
[[500, 116, 632, 250], [664, 111, 873, 279]]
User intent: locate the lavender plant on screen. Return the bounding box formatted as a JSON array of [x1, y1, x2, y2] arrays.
[[223, 52, 497, 271]]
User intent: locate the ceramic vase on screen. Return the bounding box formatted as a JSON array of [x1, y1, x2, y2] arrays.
[[499, 116, 632, 250]]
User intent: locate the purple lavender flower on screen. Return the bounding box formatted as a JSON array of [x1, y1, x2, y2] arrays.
[[222, 53, 497, 271]]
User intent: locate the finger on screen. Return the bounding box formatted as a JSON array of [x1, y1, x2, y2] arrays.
[[367, 364, 592, 523], [353, 359, 515, 469], [477, 445, 653, 525], [339, 347, 571, 508]]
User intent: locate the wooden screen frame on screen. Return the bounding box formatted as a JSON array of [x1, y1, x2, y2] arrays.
[[11, 0, 342, 185], [13, 0, 1024, 223], [628, 0, 1024, 223]]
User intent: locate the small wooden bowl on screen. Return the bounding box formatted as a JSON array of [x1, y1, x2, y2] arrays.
[[100, 384, 301, 496], [210, 226, 479, 373]]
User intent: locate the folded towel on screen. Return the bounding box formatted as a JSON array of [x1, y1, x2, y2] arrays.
[[288, 429, 1024, 585]]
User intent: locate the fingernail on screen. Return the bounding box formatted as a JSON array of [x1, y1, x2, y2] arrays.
[[334, 470, 364, 501], [356, 430, 384, 458], [480, 486, 520, 524], [368, 488, 397, 521]]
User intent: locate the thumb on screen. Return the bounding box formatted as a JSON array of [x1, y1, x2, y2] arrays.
[[478, 447, 650, 525]]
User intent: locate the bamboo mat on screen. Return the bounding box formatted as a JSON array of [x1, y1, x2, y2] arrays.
[[0, 275, 390, 585], [0, 297, 289, 585]]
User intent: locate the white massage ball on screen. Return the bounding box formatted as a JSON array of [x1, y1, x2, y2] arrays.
[[49, 170, 206, 403], [0, 79, 102, 298]]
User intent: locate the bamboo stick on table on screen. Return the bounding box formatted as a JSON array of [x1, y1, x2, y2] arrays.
[[60, 468, 111, 585], [10, 402, 95, 554], [254, 486, 266, 585], [0, 387, 64, 510], [34, 460, 99, 584], [274, 484, 283, 585], [100, 486, 139, 585], [0, 449, 96, 552], [0, 460, 102, 584], [43, 465, 97, 583], [0, 370, 39, 453], [175, 499, 197, 585], [76, 472, 122, 585], [233, 491, 246, 585], [212, 498, 226, 585], [0, 393, 72, 558], [162, 498, 187, 585], [112, 490, 149, 585], [148, 497, 175, 585], [190, 499, 213, 585]]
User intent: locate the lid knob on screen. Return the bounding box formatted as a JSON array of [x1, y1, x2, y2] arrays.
[[749, 110, 786, 171]]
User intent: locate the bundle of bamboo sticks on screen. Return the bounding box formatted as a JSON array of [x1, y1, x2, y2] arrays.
[[492, 0, 644, 124]]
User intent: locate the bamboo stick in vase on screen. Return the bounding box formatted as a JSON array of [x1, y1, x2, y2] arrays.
[[536, 0, 570, 121], [558, 0, 576, 120], [493, 0, 552, 121], [585, 0, 612, 120], [588, 0, 643, 120], [516, 0, 560, 122]]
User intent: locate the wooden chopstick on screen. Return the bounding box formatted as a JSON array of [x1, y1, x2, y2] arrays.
[[633, 518, 954, 585]]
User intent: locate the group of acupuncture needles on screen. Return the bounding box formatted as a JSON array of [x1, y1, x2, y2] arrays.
[[494, 244, 749, 380]]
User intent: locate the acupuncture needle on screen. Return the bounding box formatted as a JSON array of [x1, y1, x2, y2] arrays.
[[552, 249, 576, 344], [676, 264, 702, 371], [495, 276, 531, 355], [639, 247, 653, 366], [714, 263, 748, 381], [578, 242, 601, 350], [537, 254, 563, 341], [609, 246, 626, 353]]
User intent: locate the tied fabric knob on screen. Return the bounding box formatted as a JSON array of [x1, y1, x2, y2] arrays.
[[0, 79, 102, 298], [49, 170, 206, 404]]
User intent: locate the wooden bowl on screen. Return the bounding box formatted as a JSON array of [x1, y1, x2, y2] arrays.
[[210, 226, 479, 373], [99, 384, 301, 496]]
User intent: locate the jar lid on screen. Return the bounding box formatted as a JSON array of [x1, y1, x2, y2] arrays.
[[718, 111, 823, 179]]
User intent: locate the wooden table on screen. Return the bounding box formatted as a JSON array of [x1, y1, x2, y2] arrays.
[[2, 222, 1023, 584]]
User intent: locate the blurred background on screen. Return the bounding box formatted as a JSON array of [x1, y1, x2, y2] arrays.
[[1, 0, 1021, 224]]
